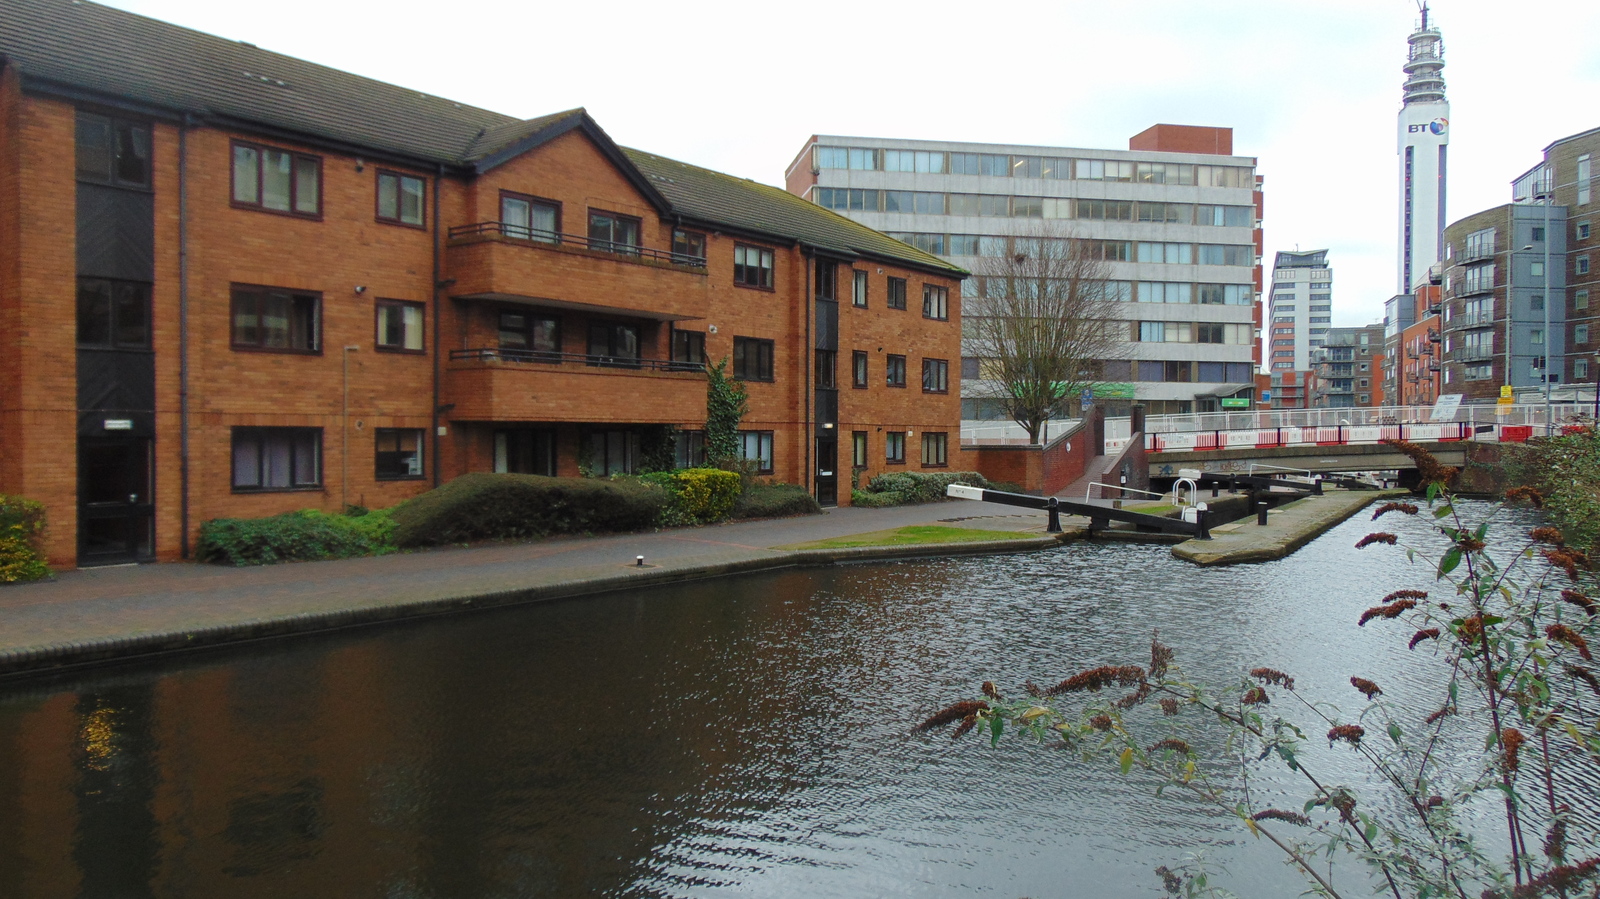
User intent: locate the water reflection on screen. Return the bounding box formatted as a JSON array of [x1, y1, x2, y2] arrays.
[[0, 500, 1587, 898]]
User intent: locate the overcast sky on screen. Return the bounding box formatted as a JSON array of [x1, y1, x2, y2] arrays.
[[103, 0, 1600, 328]]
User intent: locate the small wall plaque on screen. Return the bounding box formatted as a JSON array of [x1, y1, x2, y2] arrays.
[[104, 419, 133, 431]]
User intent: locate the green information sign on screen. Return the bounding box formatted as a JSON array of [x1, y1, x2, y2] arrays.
[[1219, 398, 1251, 409], [1091, 383, 1137, 400]]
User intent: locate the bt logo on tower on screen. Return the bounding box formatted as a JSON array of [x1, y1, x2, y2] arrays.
[[1409, 118, 1449, 135]]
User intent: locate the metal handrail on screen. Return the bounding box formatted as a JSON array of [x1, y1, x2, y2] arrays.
[[447, 221, 708, 268], [449, 347, 707, 373]]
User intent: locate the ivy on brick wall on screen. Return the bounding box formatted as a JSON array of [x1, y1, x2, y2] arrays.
[[705, 358, 749, 471]]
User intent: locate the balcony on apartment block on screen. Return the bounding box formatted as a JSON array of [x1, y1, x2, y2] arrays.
[[445, 222, 711, 323], [444, 347, 708, 424]]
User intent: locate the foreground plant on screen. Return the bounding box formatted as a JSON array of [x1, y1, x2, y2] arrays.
[[916, 447, 1600, 898]]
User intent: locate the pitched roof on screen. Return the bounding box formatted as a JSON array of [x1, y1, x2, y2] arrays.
[[624, 149, 964, 275], [0, 0, 962, 276]]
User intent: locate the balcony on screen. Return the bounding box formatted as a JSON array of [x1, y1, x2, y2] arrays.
[[445, 222, 711, 322], [1454, 346, 1494, 362], [1428, 361, 1442, 372], [444, 348, 709, 423]]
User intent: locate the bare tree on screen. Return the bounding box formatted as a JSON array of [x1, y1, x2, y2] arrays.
[[965, 226, 1122, 443]]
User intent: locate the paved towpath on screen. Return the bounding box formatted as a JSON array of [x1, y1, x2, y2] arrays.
[[0, 500, 1058, 676]]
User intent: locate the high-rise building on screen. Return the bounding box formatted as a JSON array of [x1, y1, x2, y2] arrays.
[[785, 126, 1264, 417], [1397, 4, 1450, 294], [1511, 128, 1598, 396], [1309, 324, 1384, 408], [1267, 250, 1332, 371]]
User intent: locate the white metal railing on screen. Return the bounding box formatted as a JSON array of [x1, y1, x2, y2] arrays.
[[1126, 403, 1586, 436]]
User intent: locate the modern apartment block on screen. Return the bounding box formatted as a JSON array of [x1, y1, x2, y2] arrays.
[[784, 125, 1264, 417], [1439, 204, 1567, 402], [1511, 127, 1599, 394], [0, 0, 965, 568], [1397, 5, 1450, 294], [1309, 324, 1384, 408], [1266, 250, 1333, 370]]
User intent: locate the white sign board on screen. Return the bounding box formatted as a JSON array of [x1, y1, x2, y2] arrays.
[[1429, 394, 1462, 422]]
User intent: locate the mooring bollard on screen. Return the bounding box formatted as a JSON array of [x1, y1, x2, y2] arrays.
[[1256, 502, 1269, 526], [1211, 482, 1219, 498], [1047, 496, 1061, 533]]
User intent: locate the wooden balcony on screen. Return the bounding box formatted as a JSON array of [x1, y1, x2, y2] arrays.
[[443, 348, 708, 424], [445, 222, 711, 322]]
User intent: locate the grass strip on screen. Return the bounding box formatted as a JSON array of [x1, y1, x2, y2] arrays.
[[776, 525, 1036, 550]]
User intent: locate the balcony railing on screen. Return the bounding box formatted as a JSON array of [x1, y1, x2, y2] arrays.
[[447, 222, 708, 269], [1454, 346, 1494, 362], [449, 347, 707, 373], [1448, 311, 1494, 329]]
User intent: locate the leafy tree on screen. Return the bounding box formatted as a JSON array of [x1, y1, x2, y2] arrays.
[[705, 358, 749, 471], [965, 225, 1121, 443]]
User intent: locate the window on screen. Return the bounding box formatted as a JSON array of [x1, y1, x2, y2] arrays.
[[232, 427, 320, 491], [1579, 221, 1592, 240], [733, 337, 774, 381], [498, 311, 560, 358], [1579, 154, 1591, 206], [671, 329, 706, 369], [1139, 282, 1192, 304], [501, 193, 559, 242], [1077, 199, 1133, 221], [1011, 196, 1042, 218], [375, 428, 425, 480], [816, 147, 879, 170], [232, 141, 320, 216], [1196, 323, 1225, 344], [671, 229, 706, 264], [1463, 227, 1496, 259], [1532, 261, 1545, 278], [887, 277, 908, 310], [588, 323, 640, 367], [1197, 244, 1252, 266], [1578, 289, 1590, 310], [1139, 242, 1193, 264], [673, 430, 705, 470], [852, 351, 869, 388], [735, 244, 775, 289], [1578, 358, 1592, 381], [1532, 227, 1546, 242], [1577, 324, 1590, 345], [885, 431, 906, 464], [496, 428, 557, 475], [376, 300, 424, 352], [588, 211, 640, 255], [1578, 256, 1591, 276], [853, 270, 868, 307], [815, 260, 837, 301], [1532, 329, 1545, 346], [232, 286, 319, 352], [852, 431, 868, 468], [923, 284, 949, 320], [76, 112, 150, 188], [376, 171, 425, 226], [738, 431, 774, 474], [1137, 202, 1190, 224], [886, 354, 907, 387], [1197, 205, 1252, 227], [1077, 159, 1133, 181], [589, 430, 640, 476], [77, 278, 150, 348], [921, 432, 948, 467], [816, 350, 836, 389], [922, 358, 949, 393]]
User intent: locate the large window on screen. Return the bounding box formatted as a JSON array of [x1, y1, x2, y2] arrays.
[[671, 329, 706, 369], [375, 428, 425, 480], [376, 171, 425, 226], [376, 300, 424, 352], [1077, 199, 1133, 221], [921, 432, 948, 467], [588, 323, 640, 367], [1139, 242, 1193, 265], [232, 427, 320, 491], [588, 430, 640, 476], [493, 429, 557, 475], [886, 354, 907, 387], [735, 244, 775, 289], [1197, 244, 1252, 266], [733, 337, 774, 381], [852, 431, 868, 468], [77, 278, 150, 348], [76, 112, 150, 188], [588, 211, 640, 255], [738, 430, 774, 474], [887, 277, 907, 310], [852, 350, 869, 388], [231, 286, 319, 352], [232, 141, 320, 216], [499, 310, 560, 358], [674, 430, 706, 470], [501, 193, 559, 242], [1077, 159, 1133, 181], [923, 285, 949, 320], [671, 229, 706, 264], [816, 350, 837, 389], [853, 270, 868, 307], [922, 358, 948, 393], [885, 431, 906, 464]]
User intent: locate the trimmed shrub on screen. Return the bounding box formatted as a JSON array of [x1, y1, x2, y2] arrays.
[[851, 471, 989, 508], [640, 468, 743, 525], [0, 494, 50, 584], [389, 472, 668, 547], [196, 508, 395, 566], [729, 482, 822, 520]]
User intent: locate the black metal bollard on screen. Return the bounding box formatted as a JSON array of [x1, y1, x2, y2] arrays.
[[1256, 501, 1269, 526], [1047, 496, 1061, 533], [1211, 482, 1219, 498]]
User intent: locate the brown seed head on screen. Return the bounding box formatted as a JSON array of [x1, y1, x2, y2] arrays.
[[914, 700, 989, 733], [1458, 536, 1486, 553], [1425, 795, 1445, 809], [1372, 501, 1419, 520], [1543, 817, 1568, 863], [1560, 589, 1597, 616], [1503, 485, 1545, 508], [1458, 615, 1485, 645], [1148, 738, 1192, 755], [1241, 686, 1270, 705], [1569, 665, 1600, 697], [1149, 637, 1175, 680], [1504, 856, 1600, 899], [1409, 628, 1442, 649], [981, 681, 1002, 701], [1355, 532, 1399, 549], [1382, 439, 1456, 491], [1252, 808, 1312, 827], [1088, 714, 1113, 731], [1359, 598, 1417, 626], [1155, 865, 1182, 895], [1046, 665, 1146, 696], [1383, 589, 1429, 603], [1545, 624, 1594, 661], [1425, 706, 1455, 724], [1502, 727, 1525, 771], [1159, 698, 1179, 716], [1328, 724, 1365, 746], [951, 715, 979, 740], [1113, 683, 1153, 710], [1531, 526, 1566, 546], [1350, 677, 1383, 700], [1249, 667, 1296, 690]]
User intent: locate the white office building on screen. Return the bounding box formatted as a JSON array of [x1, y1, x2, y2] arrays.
[[785, 125, 1264, 417], [1397, 4, 1450, 294], [1267, 250, 1333, 371]]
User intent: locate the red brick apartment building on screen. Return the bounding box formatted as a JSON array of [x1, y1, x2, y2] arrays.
[[0, 0, 965, 568]]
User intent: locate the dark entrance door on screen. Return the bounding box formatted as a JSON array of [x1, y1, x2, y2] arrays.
[[78, 437, 153, 565], [815, 438, 838, 506]]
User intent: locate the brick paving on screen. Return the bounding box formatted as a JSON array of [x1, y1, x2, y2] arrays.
[[0, 501, 1053, 674]]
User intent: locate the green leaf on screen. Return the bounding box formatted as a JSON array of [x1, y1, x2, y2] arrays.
[[1433, 503, 1452, 519], [1439, 547, 1462, 576], [1407, 548, 1416, 563], [1388, 723, 1403, 744], [1474, 522, 1489, 541], [1427, 482, 1440, 502], [1119, 747, 1134, 775], [1449, 679, 1459, 705], [989, 714, 1003, 747]]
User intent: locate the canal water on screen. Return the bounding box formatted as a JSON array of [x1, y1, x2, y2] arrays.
[[0, 500, 1581, 897]]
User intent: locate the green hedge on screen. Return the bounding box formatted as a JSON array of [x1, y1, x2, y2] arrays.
[[389, 472, 668, 547], [197, 508, 396, 566], [851, 471, 989, 508], [638, 468, 743, 525], [0, 494, 50, 584], [730, 482, 822, 520]]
